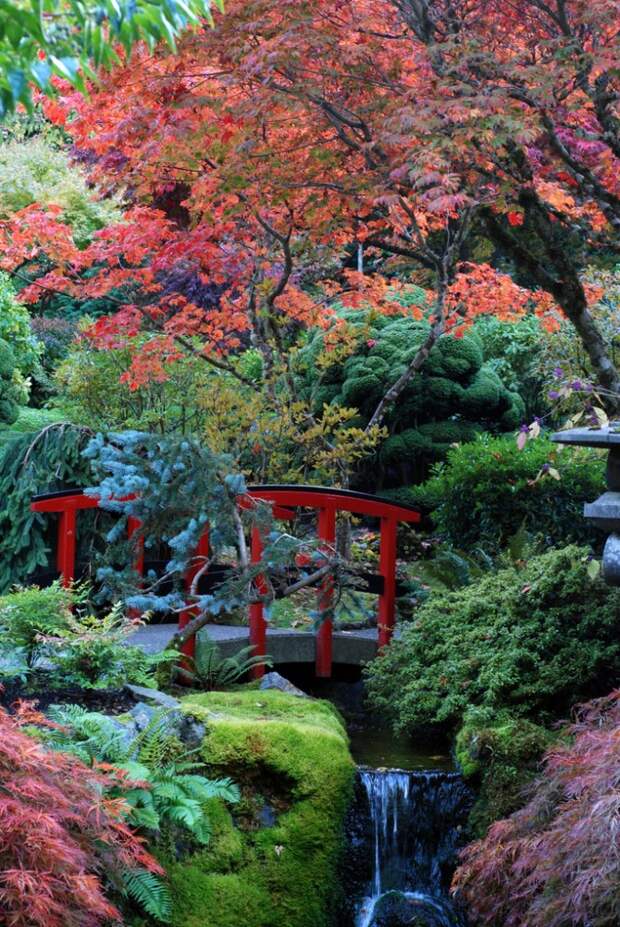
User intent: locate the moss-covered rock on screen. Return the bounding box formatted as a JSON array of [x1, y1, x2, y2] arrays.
[[167, 689, 355, 927], [455, 710, 555, 835]]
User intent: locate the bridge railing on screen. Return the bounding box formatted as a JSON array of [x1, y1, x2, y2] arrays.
[[31, 485, 420, 678]]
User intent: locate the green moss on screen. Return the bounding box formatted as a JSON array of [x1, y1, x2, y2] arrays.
[[455, 711, 555, 835], [166, 690, 355, 927]]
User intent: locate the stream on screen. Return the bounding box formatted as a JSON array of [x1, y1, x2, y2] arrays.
[[286, 674, 473, 926], [352, 767, 472, 927]]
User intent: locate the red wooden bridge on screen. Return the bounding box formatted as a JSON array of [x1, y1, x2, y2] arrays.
[[31, 485, 420, 678]]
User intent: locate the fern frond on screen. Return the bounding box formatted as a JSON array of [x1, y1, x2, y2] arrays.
[[122, 868, 172, 923]]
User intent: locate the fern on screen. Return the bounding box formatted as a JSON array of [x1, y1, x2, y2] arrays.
[[123, 869, 172, 923], [192, 639, 274, 690], [37, 704, 239, 852]]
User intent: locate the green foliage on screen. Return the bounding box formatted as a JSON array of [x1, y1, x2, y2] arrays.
[[295, 308, 525, 481], [473, 314, 547, 419], [0, 583, 166, 689], [0, 272, 42, 378], [165, 689, 355, 927], [455, 709, 554, 835], [0, 405, 65, 449], [0, 337, 28, 424], [0, 0, 221, 116], [190, 639, 274, 690], [0, 139, 120, 247], [54, 337, 216, 432], [43, 703, 239, 855], [29, 316, 77, 400], [0, 423, 94, 592], [122, 869, 173, 923], [42, 602, 172, 690], [365, 545, 620, 733], [0, 580, 76, 667], [407, 434, 605, 551]]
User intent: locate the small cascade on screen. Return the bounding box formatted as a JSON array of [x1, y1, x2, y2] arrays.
[[353, 767, 471, 927]]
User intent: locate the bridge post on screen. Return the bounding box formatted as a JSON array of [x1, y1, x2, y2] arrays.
[[249, 525, 268, 678], [57, 506, 77, 588], [378, 516, 397, 648], [316, 506, 336, 678], [179, 530, 210, 666]]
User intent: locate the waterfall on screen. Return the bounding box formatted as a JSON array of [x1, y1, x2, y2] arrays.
[[354, 768, 471, 927]]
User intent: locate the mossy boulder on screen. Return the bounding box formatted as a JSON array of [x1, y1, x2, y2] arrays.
[[167, 689, 355, 927]]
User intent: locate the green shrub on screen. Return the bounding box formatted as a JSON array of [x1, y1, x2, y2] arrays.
[[0, 337, 28, 425], [0, 582, 75, 667], [473, 314, 547, 419], [403, 434, 605, 551], [365, 545, 620, 733], [0, 584, 166, 690], [294, 306, 525, 482], [0, 273, 42, 379], [0, 424, 95, 592], [54, 337, 216, 434], [0, 137, 119, 248]]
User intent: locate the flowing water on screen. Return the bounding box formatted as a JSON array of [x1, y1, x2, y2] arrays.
[[352, 767, 472, 927]]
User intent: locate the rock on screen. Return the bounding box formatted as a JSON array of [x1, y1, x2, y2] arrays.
[[129, 701, 181, 733], [124, 684, 181, 710], [258, 801, 278, 828], [370, 891, 454, 927], [178, 714, 207, 748], [259, 672, 309, 698], [107, 716, 139, 753]]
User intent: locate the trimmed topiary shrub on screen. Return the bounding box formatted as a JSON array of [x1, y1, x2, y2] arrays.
[[365, 545, 620, 733], [167, 689, 355, 927], [294, 308, 525, 483], [398, 434, 605, 551]]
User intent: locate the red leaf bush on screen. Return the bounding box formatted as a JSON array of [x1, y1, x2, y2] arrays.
[[452, 691, 620, 926], [0, 703, 162, 927]]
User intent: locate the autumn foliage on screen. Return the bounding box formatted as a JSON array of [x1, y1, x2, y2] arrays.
[[9, 1, 620, 398], [453, 690, 620, 927], [0, 702, 161, 927]]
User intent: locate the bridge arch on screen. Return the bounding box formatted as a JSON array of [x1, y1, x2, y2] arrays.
[[31, 485, 420, 678]]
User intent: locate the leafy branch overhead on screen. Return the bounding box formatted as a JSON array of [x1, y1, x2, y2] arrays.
[[0, 0, 222, 115]]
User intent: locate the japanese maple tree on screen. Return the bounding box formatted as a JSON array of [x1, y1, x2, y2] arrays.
[[2, 0, 618, 415], [452, 690, 620, 927], [0, 702, 164, 927]]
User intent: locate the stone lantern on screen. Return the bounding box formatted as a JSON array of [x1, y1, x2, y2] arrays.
[[552, 426, 620, 585]]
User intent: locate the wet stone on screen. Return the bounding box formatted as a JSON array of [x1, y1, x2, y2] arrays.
[[259, 671, 309, 698]]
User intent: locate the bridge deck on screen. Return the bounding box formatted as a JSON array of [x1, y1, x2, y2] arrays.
[[129, 623, 383, 666]]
